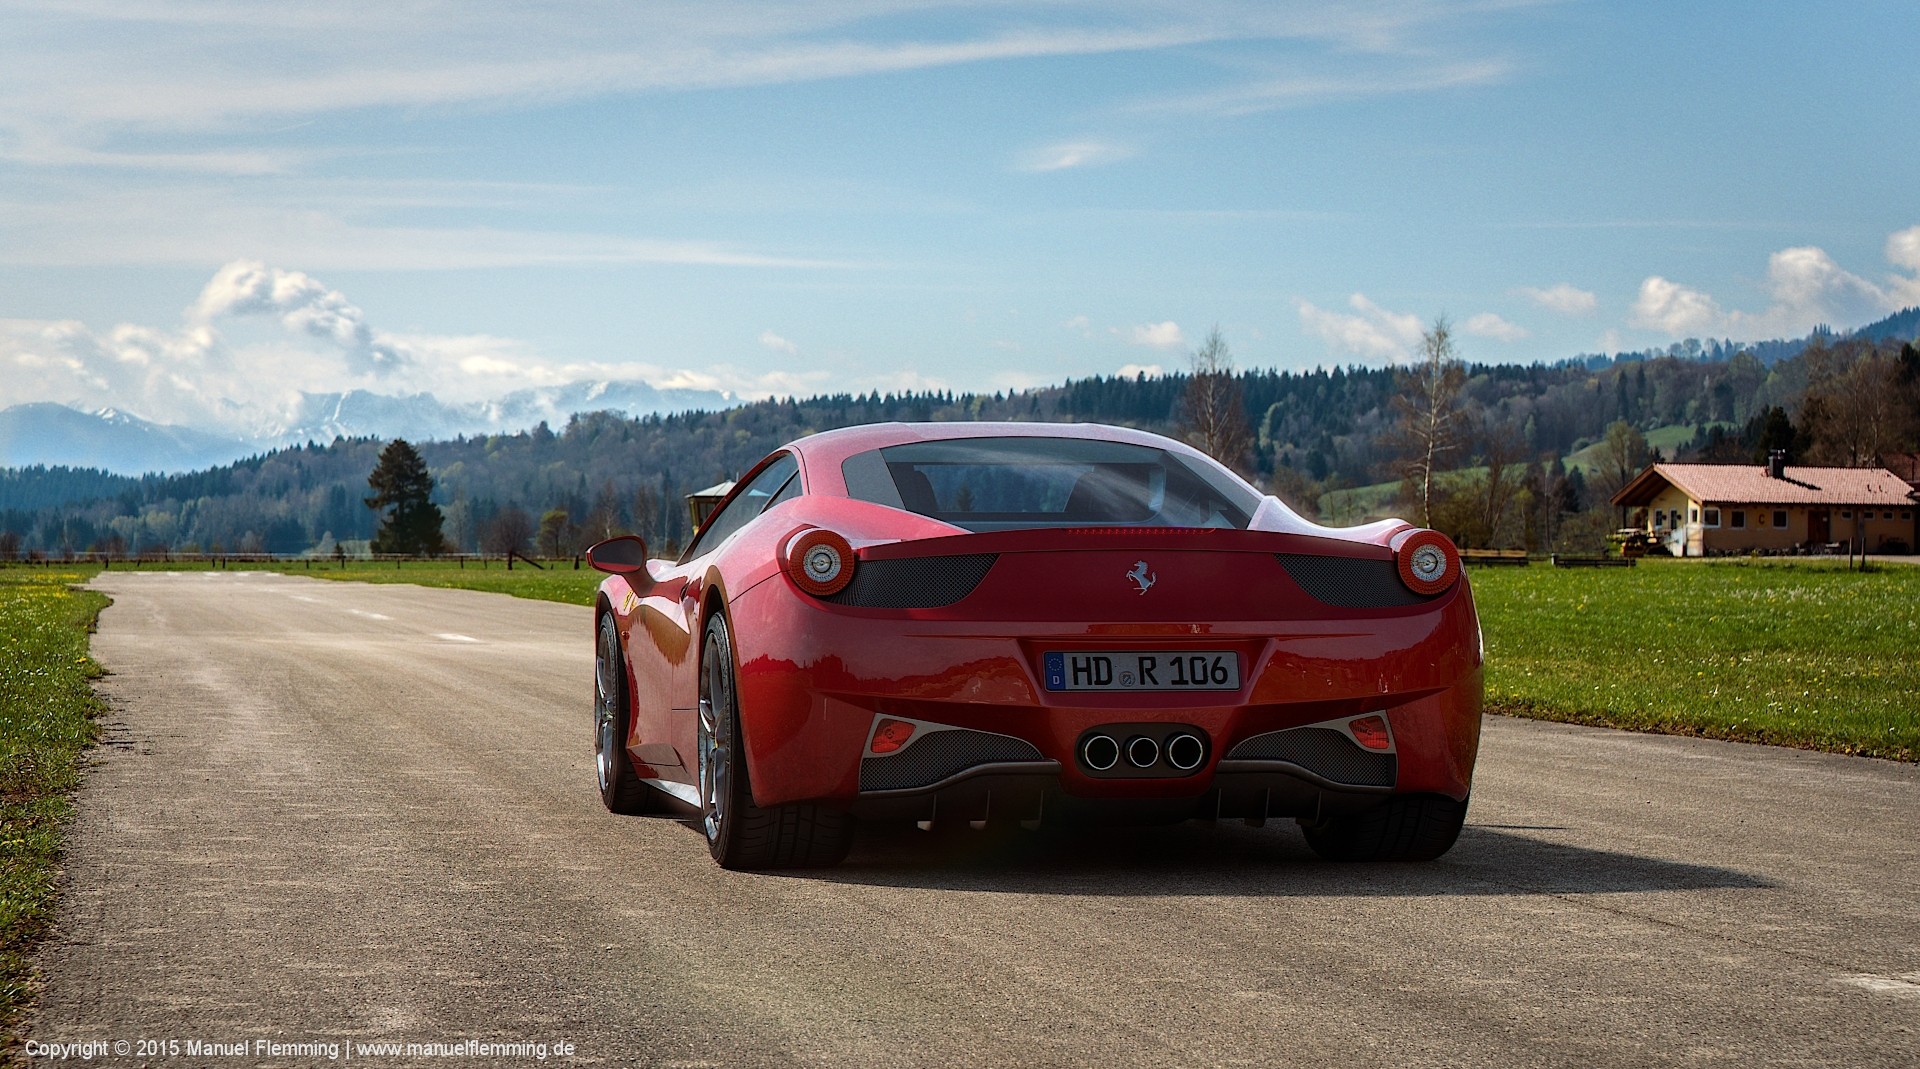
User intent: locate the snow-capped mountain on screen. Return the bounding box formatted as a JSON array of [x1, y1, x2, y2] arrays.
[[0, 403, 254, 476], [0, 380, 739, 475], [263, 380, 734, 444]]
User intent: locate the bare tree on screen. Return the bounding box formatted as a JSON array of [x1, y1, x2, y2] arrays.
[[1804, 342, 1909, 466], [1595, 419, 1650, 525], [1474, 414, 1529, 547], [538, 507, 574, 558], [1180, 327, 1252, 472], [481, 506, 535, 557], [1393, 316, 1466, 528]]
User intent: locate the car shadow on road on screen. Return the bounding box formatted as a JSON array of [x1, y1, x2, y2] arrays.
[[789, 821, 1775, 897]]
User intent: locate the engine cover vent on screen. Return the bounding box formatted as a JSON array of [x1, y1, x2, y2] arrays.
[[825, 553, 997, 609], [1275, 554, 1435, 609]]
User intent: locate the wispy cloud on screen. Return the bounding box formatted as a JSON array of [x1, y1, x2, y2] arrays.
[[1463, 312, 1527, 342], [757, 329, 799, 355], [1137, 60, 1511, 116], [0, 186, 852, 270], [1019, 140, 1134, 173], [1296, 294, 1423, 361], [1514, 282, 1597, 316], [1118, 321, 1186, 349]]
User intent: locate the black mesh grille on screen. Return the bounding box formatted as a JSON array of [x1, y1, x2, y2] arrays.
[[1275, 554, 1433, 609], [825, 553, 997, 608], [1226, 726, 1397, 787], [859, 728, 1044, 792]]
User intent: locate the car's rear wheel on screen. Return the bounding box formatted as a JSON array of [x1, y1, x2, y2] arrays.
[[698, 614, 853, 870], [595, 611, 653, 813], [1299, 793, 1468, 862]]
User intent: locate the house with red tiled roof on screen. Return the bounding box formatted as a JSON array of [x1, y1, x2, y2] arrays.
[[1611, 456, 1917, 556]]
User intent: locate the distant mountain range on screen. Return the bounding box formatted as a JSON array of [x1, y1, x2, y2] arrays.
[[0, 379, 736, 475], [0, 404, 253, 477]]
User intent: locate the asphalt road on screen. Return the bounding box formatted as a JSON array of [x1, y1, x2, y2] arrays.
[[26, 571, 1920, 1068]]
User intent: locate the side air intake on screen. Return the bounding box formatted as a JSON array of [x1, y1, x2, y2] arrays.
[[824, 554, 997, 609], [859, 728, 1043, 792], [1226, 726, 1397, 787]]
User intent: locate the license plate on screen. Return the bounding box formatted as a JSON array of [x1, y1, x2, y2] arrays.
[[1042, 651, 1240, 692]]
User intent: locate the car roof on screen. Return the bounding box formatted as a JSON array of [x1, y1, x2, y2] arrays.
[[788, 421, 1202, 469]]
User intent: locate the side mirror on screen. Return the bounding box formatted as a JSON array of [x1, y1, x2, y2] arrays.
[[585, 534, 649, 575]]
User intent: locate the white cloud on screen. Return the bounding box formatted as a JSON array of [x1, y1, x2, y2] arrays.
[[1296, 294, 1424, 361], [1063, 315, 1093, 337], [1514, 283, 1597, 316], [1116, 363, 1164, 378], [1630, 229, 1920, 338], [1121, 321, 1185, 349], [1019, 140, 1133, 173], [1630, 276, 1722, 335], [0, 259, 849, 430], [1462, 312, 1528, 342], [190, 260, 407, 375], [757, 329, 798, 355]]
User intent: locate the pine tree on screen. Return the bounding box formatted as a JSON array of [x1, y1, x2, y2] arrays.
[[365, 439, 445, 556]]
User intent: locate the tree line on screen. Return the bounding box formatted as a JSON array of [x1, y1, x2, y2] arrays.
[[3, 320, 1916, 561]]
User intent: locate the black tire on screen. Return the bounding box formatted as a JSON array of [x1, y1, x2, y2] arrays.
[[1300, 793, 1468, 862], [595, 611, 653, 814], [698, 614, 853, 870]]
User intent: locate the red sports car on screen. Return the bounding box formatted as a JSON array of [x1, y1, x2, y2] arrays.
[[588, 422, 1482, 869]]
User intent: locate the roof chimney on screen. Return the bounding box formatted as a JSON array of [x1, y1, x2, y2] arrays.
[[1767, 449, 1786, 479]]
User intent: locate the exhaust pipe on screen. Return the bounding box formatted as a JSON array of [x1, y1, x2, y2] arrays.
[[1125, 735, 1160, 769], [1165, 733, 1205, 772], [1081, 734, 1120, 771]]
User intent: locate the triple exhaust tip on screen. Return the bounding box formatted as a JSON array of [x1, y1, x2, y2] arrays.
[[1080, 732, 1206, 772]]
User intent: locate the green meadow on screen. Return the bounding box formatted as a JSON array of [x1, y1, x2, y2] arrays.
[[1471, 558, 1918, 761], [0, 567, 107, 1040]]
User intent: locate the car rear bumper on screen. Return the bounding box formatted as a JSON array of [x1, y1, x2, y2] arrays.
[[726, 574, 1484, 810]]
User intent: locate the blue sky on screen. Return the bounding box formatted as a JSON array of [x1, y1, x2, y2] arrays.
[[3, 1, 1917, 433]]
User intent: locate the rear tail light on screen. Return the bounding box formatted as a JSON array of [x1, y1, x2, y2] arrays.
[[785, 529, 856, 596], [869, 717, 916, 754], [1392, 528, 1460, 596], [1348, 714, 1392, 751]]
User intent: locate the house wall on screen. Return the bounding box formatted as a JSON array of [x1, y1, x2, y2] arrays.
[[1696, 503, 1914, 554], [1637, 492, 1916, 555]]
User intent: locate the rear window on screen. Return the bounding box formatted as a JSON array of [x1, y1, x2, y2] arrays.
[[841, 436, 1256, 532]]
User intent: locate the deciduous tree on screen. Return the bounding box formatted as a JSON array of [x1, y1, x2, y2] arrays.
[[1180, 327, 1252, 473], [1393, 316, 1466, 527]]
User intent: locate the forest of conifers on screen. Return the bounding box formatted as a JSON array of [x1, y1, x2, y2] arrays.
[[3, 316, 1917, 559]]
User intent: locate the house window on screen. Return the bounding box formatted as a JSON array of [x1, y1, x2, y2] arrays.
[[1773, 510, 1787, 527], [1730, 510, 1746, 528], [1703, 508, 1720, 527], [1653, 508, 1666, 529], [1690, 506, 1700, 523], [1841, 510, 1853, 519], [1885, 511, 1895, 520], [1903, 512, 1913, 521]]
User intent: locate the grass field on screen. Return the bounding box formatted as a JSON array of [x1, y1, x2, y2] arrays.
[[0, 566, 106, 1044], [1472, 557, 1919, 761], [259, 558, 604, 606]]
